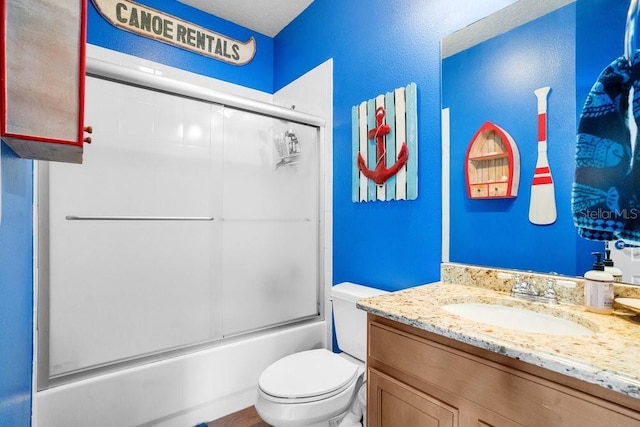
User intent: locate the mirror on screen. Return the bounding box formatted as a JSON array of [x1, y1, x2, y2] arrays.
[[441, 0, 635, 281]]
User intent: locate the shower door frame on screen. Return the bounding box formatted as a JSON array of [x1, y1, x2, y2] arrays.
[[36, 57, 328, 390]]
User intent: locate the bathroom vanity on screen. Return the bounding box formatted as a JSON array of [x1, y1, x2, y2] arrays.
[[358, 264, 640, 426]]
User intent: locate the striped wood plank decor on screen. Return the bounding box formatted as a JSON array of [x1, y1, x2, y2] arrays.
[[352, 83, 418, 202]]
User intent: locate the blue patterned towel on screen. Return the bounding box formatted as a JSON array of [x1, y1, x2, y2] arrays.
[[619, 57, 640, 242], [572, 53, 640, 241]]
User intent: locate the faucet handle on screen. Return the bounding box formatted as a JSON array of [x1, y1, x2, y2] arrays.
[[543, 278, 557, 299], [514, 273, 523, 286], [512, 274, 524, 292]]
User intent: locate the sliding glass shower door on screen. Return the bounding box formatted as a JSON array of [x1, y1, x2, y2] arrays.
[[41, 76, 320, 383]]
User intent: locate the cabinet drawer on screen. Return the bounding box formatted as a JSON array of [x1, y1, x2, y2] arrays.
[[369, 322, 502, 409], [488, 182, 508, 197], [469, 184, 488, 198]]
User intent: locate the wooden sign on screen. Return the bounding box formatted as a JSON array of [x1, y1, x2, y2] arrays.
[[91, 0, 256, 65], [352, 83, 418, 202]]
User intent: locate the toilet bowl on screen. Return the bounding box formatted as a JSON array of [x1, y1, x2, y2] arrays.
[[255, 282, 388, 427], [256, 349, 364, 427]]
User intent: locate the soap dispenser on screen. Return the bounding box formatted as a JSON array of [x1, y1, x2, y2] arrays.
[[584, 252, 614, 314], [603, 243, 623, 283]]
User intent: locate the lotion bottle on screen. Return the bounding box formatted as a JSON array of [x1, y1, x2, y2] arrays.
[[603, 246, 623, 283], [584, 252, 614, 314]]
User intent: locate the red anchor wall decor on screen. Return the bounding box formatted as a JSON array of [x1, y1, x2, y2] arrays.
[[357, 106, 409, 185]]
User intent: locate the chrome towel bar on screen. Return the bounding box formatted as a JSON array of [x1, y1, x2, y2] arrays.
[[65, 216, 214, 221]]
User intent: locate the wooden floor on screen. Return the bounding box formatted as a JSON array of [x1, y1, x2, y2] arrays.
[[206, 406, 271, 427]]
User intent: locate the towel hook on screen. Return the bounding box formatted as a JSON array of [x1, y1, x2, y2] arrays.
[[625, 0, 639, 63]]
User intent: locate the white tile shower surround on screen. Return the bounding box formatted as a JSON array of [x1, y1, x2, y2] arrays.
[[34, 45, 333, 427]]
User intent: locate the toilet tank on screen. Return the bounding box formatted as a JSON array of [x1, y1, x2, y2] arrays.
[[331, 282, 389, 362]]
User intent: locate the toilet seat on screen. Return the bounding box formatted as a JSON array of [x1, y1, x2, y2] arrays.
[[258, 349, 359, 403]]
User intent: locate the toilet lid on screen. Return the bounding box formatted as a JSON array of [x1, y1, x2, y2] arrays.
[[258, 349, 358, 400]]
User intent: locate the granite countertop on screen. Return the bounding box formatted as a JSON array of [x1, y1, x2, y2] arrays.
[[357, 280, 640, 399]]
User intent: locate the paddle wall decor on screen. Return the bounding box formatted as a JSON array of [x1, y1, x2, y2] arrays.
[[352, 83, 418, 202]]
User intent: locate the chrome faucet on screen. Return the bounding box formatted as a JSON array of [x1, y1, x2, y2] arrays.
[[510, 275, 557, 304]]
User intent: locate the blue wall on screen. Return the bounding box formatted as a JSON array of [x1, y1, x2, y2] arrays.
[[274, 0, 518, 290], [0, 144, 33, 425], [577, 0, 629, 99]]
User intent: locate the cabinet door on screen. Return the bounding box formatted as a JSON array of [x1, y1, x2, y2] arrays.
[[368, 368, 458, 427], [2, 0, 87, 163]]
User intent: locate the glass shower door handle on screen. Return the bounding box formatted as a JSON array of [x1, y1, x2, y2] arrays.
[[65, 216, 215, 221]]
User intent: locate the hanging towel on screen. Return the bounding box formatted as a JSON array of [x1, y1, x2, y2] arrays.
[[572, 53, 639, 240], [618, 61, 640, 242]]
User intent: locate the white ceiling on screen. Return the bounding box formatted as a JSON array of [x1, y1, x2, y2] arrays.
[[177, 0, 314, 37]]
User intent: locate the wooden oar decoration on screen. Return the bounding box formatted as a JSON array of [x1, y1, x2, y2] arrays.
[[529, 86, 557, 225]]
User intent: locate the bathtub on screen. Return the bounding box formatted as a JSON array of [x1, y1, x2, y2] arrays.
[[35, 321, 326, 427]]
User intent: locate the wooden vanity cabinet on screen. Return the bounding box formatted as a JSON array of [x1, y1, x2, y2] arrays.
[[367, 315, 640, 427], [1, 0, 88, 163]]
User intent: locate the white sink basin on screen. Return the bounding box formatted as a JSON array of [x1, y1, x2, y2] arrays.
[[441, 303, 594, 336]]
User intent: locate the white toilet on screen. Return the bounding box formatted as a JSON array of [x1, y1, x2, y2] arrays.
[[255, 282, 388, 427]]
